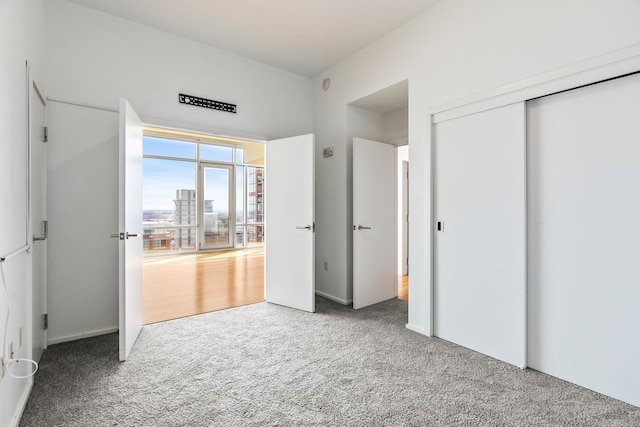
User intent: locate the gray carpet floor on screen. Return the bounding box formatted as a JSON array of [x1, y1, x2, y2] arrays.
[[20, 297, 640, 426]]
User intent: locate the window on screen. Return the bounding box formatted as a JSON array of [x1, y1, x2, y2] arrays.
[[199, 143, 233, 162], [142, 128, 264, 255]]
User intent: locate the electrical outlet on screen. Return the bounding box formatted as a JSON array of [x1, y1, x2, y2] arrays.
[[324, 261, 328, 271]]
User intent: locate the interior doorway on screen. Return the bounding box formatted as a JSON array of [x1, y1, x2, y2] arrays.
[[397, 146, 409, 301], [348, 80, 409, 308], [141, 127, 266, 324]]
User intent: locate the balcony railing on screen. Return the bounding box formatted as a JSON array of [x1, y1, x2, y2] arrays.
[[143, 225, 196, 256]]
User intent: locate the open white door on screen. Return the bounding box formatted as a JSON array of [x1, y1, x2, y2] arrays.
[[264, 134, 315, 312], [353, 138, 396, 309], [118, 99, 143, 361], [30, 81, 47, 363]]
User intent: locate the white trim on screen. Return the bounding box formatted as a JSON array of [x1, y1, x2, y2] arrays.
[[432, 43, 640, 124], [315, 290, 351, 306], [419, 42, 640, 340], [47, 96, 118, 113], [0, 245, 30, 262], [9, 379, 32, 427], [47, 327, 118, 345], [32, 80, 47, 106], [143, 117, 269, 143], [521, 101, 529, 371], [427, 112, 435, 337], [45, 97, 270, 143], [405, 323, 429, 336]]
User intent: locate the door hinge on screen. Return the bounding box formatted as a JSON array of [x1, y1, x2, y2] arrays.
[[43, 126, 48, 143], [43, 313, 48, 330]]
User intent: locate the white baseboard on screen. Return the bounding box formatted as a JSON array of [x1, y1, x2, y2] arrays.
[[48, 327, 118, 346], [315, 290, 352, 306], [10, 379, 33, 427], [405, 323, 430, 337]]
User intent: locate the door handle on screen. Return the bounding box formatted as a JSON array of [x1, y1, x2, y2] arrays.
[[296, 225, 311, 230], [111, 232, 138, 239], [357, 225, 372, 231]]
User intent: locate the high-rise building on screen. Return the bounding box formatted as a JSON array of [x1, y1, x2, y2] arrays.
[[174, 189, 197, 248]]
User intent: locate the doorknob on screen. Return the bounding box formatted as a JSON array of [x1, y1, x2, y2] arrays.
[[357, 225, 372, 230], [110, 232, 138, 240], [296, 225, 311, 230]]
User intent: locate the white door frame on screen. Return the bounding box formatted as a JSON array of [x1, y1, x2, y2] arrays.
[[29, 78, 48, 362], [399, 152, 409, 278]]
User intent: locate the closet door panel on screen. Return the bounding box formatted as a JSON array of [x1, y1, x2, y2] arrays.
[[528, 73, 640, 407], [434, 102, 526, 367]]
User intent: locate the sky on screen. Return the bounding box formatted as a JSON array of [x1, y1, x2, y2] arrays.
[[143, 157, 196, 211], [143, 136, 243, 213]]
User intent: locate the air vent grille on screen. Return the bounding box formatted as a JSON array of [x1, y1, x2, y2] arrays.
[[179, 93, 236, 113]]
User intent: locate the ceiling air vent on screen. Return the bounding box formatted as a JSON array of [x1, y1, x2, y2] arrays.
[[179, 93, 236, 114]]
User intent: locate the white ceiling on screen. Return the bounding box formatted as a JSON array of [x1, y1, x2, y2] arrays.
[[67, 0, 441, 77]]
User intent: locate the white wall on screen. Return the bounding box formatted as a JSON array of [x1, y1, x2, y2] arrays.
[[0, 0, 45, 424], [313, 0, 640, 331], [384, 108, 408, 144], [45, 0, 313, 139], [44, 0, 314, 343]]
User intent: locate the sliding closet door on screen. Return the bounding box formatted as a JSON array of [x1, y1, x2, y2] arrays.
[[528, 73, 640, 407], [433, 102, 526, 367]]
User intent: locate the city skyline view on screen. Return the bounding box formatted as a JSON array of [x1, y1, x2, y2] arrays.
[[142, 135, 264, 253]]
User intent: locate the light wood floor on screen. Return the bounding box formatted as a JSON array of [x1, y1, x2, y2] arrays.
[[144, 248, 409, 324], [398, 275, 408, 302], [143, 248, 265, 325]]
